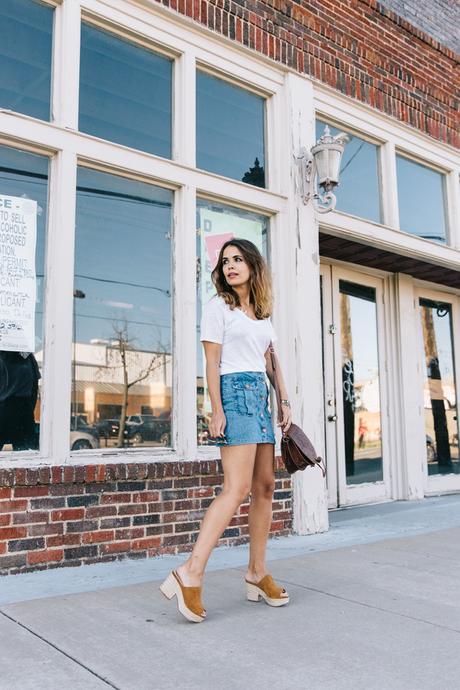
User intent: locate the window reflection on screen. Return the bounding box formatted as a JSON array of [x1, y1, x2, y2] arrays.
[[316, 120, 381, 223], [196, 200, 268, 445], [396, 156, 447, 243], [339, 281, 383, 484], [0, 145, 48, 452], [79, 24, 172, 158], [0, 0, 53, 121], [420, 299, 459, 475], [72, 168, 173, 451], [196, 72, 266, 187]]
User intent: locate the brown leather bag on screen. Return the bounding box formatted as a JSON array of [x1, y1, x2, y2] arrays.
[[269, 343, 326, 477]]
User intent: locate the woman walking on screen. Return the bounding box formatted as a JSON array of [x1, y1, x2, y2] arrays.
[[160, 238, 292, 622]]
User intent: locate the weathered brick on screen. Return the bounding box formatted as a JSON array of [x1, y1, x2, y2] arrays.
[[9, 538, 45, 552], [64, 545, 98, 560], [28, 549, 64, 565], [0, 526, 27, 540], [100, 517, 130, 529], [133, 514, 160, 526], [0, 500, 28, 513], [67, 495, 99, 508], [100, 541, 131, 555], [101, 493, 131, 505], [14, 486, 49, 498], [51, 509, 85, 522], [82, 530, 114, 544], [132, 537, 161, 550], [0, 554, 27, 570], [66, 520, 98, 533], [30, 497, 66, 510], [117, 482, 146, 492], [12, 511, 49, 525]]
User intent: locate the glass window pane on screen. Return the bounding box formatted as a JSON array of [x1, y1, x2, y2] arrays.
[[0, 145, 49, 453], [339, 281, 383, 484], [420, 299, 459, 475], [0, 0, 53, 120], [196, 199, 268, 445], [316, 120, 382, 223], [79, 24, 172, 158], [73, 168, 173, 451], [397, 156, 447, 243], [197, 72, 266, 188]]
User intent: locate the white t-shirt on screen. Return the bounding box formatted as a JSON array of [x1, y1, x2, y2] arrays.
[[200, 295, 278, 375]]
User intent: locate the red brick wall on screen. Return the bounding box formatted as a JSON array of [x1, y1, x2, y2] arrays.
[[0, 458, 292, 575], [157, 0, 459, 147]]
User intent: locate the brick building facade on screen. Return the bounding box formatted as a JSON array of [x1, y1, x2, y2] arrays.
[[0, 0, 458, 575]]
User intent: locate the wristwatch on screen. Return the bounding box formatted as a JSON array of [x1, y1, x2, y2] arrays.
[[280, 399, 291, 407]]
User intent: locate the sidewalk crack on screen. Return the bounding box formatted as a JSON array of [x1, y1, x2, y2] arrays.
[[0, 609, 122, 689]]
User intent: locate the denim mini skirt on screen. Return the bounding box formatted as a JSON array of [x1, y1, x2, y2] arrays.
[[217, 371, 275, 447]]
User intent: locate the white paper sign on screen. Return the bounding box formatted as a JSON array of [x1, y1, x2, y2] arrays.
[[0, 195, 37, 352]]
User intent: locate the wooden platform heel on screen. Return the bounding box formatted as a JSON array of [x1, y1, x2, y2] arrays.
[[160, 570, 206, 623], [245, 574, 290, 607]]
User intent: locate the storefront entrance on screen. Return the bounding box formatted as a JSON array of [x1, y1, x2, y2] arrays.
[[320, 265, 392, 508], [416, 287, 460, 492]]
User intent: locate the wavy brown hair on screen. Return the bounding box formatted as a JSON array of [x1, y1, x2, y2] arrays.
[[211, 238, 273, 319]]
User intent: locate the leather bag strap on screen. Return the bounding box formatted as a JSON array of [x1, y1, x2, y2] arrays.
[[268, 341, 284, 427]]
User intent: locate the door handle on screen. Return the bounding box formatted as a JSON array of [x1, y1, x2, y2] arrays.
[[327, 414, 337, 422]]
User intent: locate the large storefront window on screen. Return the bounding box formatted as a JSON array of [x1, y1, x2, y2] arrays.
[[396, 156, 447, 243], [196, 72, 266, 188], [79, 24, 173, 158], [0, 145, 48, 453], [72, 168, 173, 451], [0, 0, 53, 121], [196, 199, 268, 445], [419, 299, 459, 475], [316, 120, 382, 223]]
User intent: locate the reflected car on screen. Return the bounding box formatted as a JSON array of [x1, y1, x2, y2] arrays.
[[95, 418, 123, 439], [34, 424, 100, 452], [70, 415, 99, 441], [70, 429, 100, 451], [126, 414, 171, 446]]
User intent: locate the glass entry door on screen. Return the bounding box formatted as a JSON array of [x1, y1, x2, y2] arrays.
[[321, 265, 391, 507], [417, 290, 460, 489]]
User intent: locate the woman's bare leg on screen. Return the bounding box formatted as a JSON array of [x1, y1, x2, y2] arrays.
[[246, 443, 276, 583], [177, 444, 257, 587]]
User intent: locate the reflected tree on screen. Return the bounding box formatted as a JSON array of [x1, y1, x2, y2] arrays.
[[242, 157, 265, 188], [98, 320, 168, 448]]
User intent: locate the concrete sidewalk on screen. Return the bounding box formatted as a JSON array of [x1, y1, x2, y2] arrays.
[[1, 495, 460, 690]]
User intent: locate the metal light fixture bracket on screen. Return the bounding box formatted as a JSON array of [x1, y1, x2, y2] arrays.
[[297, 126, 349, 214]]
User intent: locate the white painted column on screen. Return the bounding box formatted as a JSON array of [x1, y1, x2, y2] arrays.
[[393, 273, 425, 499], [380, 141, 399, 229], [282, 73, 328, 534], [41, 149, 78, 463], [173, 184, 197, 459], [52, 0, 81, 129]]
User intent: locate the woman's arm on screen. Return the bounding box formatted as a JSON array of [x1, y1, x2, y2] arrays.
[[203, 341, 226, 439], [265, 347, 292, 433]]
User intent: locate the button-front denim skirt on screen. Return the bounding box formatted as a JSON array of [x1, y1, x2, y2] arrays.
[[217, 371, 275, 447]]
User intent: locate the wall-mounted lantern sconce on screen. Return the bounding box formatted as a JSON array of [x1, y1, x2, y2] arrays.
[[297, 125, 349, 213]]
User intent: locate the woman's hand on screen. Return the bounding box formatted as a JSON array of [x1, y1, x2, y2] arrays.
[[277, 403, 292, 434], [209, 408, 227, 440]]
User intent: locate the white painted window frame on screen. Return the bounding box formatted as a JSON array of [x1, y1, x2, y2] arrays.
[[0, 0, 287, 468]]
